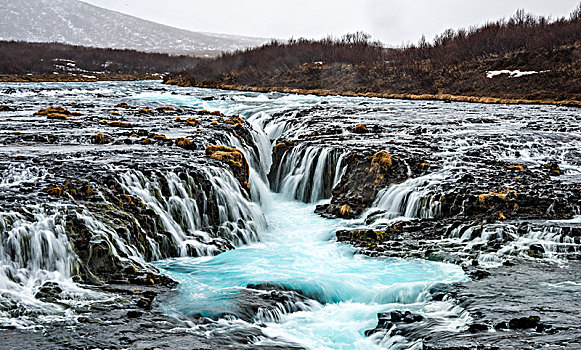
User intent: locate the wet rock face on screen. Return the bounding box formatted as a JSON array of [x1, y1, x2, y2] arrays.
[[231, 283, 313, 323], [205, 145, 250, 192], [0, 83, 266, 288], [316, 151, 410, 218], [422, 261, 581, 349], [365, 310, 424, 337], [268, 140, 295, 185]]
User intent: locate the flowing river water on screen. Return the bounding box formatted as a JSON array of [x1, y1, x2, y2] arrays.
[[0, 81, 580, 349], [142, 84, 466, 349], [156, 195, 465, 349]]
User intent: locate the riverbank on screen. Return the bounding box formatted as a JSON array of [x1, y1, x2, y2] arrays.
[[164, 81, 581, 107], [164, 9, 581, 109]]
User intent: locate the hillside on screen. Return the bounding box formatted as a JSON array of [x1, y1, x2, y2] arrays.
[[166, 6, 581, 106], [0, 41, 198, 81], [0, 0, 268, 56]]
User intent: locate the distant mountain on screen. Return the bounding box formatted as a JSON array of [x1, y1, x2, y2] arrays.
[[0, 0, 269, 56]]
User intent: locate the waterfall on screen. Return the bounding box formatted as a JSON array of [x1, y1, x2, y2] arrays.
[[366, 174, 445, 226], [0, 208, 83, 328], [216, 123, 274, 208], [271, 145, 346, 203], [446, 221, 581, 266], [0, 208, 77, 290], [0, 165, 48, 187], [119, 167, 266, 252]]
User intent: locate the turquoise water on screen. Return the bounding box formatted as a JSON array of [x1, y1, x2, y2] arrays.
[[155, 194, 466, 349]]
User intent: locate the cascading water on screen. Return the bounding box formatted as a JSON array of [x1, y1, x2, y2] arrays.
[[270, 145, 346, 203], [365, 173, 445, 226], [118, 167, 267, 253], [152, 99, 468, 349], [156, 194, 467, 349], [2, 81, 579, 349]]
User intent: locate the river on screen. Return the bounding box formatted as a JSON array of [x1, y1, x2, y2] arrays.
[[0, 81, 579, 349]]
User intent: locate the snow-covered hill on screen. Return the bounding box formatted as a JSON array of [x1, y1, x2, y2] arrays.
[[0, 0, 269, 56]]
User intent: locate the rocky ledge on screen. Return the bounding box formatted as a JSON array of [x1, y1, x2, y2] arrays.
[[262, 100, 581, 348]]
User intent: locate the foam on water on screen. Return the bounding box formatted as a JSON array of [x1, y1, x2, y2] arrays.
[[156, 194, 467, 349]]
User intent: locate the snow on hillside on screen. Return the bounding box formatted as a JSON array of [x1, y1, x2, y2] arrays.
[[0, 0, 268, 56]]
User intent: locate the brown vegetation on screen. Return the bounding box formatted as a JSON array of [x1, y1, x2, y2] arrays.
[[174, 137, 194, 150], [353, 124, 369, 134], [166, 5, 581, 105], [205, 145, 250, 191], [0, 41, 198, 77], [100, 120, 133, 128], [35, 106, 81, 116]]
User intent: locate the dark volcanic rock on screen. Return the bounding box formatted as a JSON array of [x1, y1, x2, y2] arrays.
[[365, 310, 425, 337], [231, 283, 314, 323], [509, 316, 541, 329], [316, 151, 409, 218]]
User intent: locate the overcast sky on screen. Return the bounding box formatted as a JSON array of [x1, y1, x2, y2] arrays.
[[83, 0, 580, 45]]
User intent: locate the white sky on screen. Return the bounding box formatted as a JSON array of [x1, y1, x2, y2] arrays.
[[82, 0, 580, 45]]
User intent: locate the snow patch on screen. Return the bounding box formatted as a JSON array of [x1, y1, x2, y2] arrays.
[[486, 70, 550, 79]]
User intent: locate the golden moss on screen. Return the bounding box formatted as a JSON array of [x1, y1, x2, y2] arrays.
[[36, 106, 67, 115], [103, 121, 133, 127], [210, 120, 219, 125], [45, 181, 93, 198], [139, 108, 154, 114], [185, 117, 200, 127], [175, 117, 182, 121], [339, 204, 351, 216], [95, 133, 105, 144], [36, 106, 81, 117], [224, 116, 244, 126], [46, 113, 68, 120], [111, 111, 121, 116], [370, 151, 393, 173], [116, 102, 130, 108], [155, 106, 175, 112], [205, 145, 245, 168], [130, 133, 139, 137], [353, 123, 369, 134], [152, 134, 169, 141], [210, 110, 222, 116], [508, 164, 525, 171], [141, 138, 152, 144], [175, 137, 193, 149], [496, 212, 507, 220], [122, 194, 134, 206], [273, 141, 295, 154], [479, 189, 517, 203], [45, 187, 63, 196]]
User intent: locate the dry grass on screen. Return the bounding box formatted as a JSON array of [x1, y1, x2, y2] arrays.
[[187, 84, 581, 108]]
